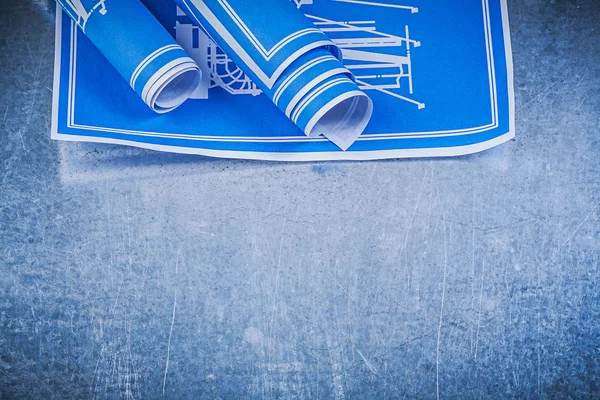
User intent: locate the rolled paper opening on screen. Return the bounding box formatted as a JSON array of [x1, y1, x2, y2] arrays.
[[143, 59, 201, 114], [267, 46, 371, 150], [155, 68, 201, 110], [307, 92, 373, 151]]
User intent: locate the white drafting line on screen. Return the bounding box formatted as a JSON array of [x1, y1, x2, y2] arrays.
[[294, 0, 314, 7], [483, 0, 498, 125], [182, 0, 270, 84], [212, 63, 259, 94], [184, 0, 339, 86], [307, 15, 422, 106], [176, 22, 263, 97], [216, 0, 322, 59], [291, 77, 352, 123], [66, 26, 494, 144], [273, 54, 337, 105], [268, 40, 340, 88], [65, 19, 496, 140], [61, 0, 107, 30], [63, 0, 501, 141], [66, 31, 493, 144], [285, 67, 350, 117], [356, 79, 424, 109], [68, 19, 77, 127], [177, 22, 420, 105], [67, 120, 498, 142], [66, 16, 498, 141], [178, 8, 422, 105], [62, 0, 88, 19], [314, 20, 376, 25], [50, 5, 62, 140], [502, 0, 515, 136], [333, 0, 418, 13], [52, 131, 516, 161], [292, 77, 353, 123], [129, 45, 181, 90], [130, 45, 181, 88], [57, 1, 81, 30], [305, 14, 399, 41]]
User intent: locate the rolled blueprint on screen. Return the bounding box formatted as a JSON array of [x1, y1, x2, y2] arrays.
[[56, 0, 201, 113], [173, 0, 373, 150]]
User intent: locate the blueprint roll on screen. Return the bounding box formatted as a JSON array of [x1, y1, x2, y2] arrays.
[[55, 0, 201, 113], [173, 0, 373, 150]]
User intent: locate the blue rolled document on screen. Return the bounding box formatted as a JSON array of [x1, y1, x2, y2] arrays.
[[172, 0, 373, 150], [55, 0, 201, 113]]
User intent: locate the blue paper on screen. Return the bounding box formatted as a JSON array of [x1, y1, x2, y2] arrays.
[[52, 0, 515, 161], [55, 0, 201, 113], [172, 0, 373, 149]]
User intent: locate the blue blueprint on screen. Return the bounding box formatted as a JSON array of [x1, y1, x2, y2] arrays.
[[52, 0, 514, 161], [54, 0, 200, 113]]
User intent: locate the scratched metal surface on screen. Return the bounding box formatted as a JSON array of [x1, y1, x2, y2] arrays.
[[0, 0, 599, 399]]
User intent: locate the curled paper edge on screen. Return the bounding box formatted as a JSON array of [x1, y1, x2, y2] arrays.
[[142, 58, 202, 114], [306, 91, 373, 151], [275, 49, 373, 150]]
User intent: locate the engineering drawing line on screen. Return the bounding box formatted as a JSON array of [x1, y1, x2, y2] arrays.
[[294, 0, 314, 6], [308, 15, 425, 108], [175, 0, 425, 109], [63, 0, 107, 30], [175, 11, 261, 99], [332, 0, 418, 13]]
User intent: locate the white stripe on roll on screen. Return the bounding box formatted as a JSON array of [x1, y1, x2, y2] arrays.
[[273, 54, 337, 106], [291, 77, 352, 124], [129, 44, 181, 90]]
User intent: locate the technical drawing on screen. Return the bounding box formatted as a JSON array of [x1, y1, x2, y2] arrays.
[[306, 13, 425, 109], [63, 0, 107, 30], [175, 7, 261, 99], [174, 0, 424, 109]]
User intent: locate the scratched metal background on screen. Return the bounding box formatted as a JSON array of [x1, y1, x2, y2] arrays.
[[0, 0, 599, 398]]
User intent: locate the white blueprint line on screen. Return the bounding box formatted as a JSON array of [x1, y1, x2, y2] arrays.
[[68, 19, 76, 127], [333, 0, 418, 12], [291, 77, 353, 123], [216, 0, 321, 59], [52, 131, 515, 161], [184, 0, 333, 87], [55, 0, 511, 146], [129, 44, 181, 90], [285, 68, 351, 117], [179, 0, 270, 84], [65, 24, 495, 143], [273, 54, 337, 105]]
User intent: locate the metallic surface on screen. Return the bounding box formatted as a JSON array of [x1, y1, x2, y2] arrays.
[[0, 0, 599, 398]]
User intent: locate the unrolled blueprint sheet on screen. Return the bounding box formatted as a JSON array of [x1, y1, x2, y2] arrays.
[[52, 0, 515, 161]]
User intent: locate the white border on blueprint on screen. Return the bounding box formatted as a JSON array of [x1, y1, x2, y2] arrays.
[[502, 0, 516, 139], [63, 0, 498, 140], [51, 131, 515, 161], [51, 0, 515, 160], [50, 5, 61, 141]]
